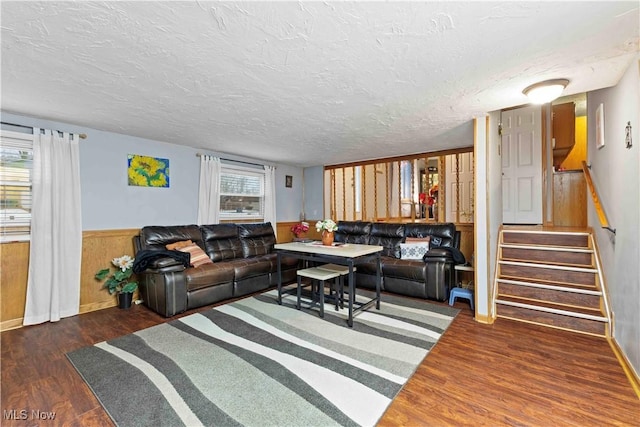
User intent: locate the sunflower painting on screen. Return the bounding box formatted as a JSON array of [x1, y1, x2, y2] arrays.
[[127, 154, 170, 188]]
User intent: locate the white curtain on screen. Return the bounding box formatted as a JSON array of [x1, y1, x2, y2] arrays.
[[23, 130, 82, 325], [263, 165, 277, 237], [197, 155, 221, 225]]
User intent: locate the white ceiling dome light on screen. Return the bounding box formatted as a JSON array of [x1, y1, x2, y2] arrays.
[[523, 79, 570, 104]]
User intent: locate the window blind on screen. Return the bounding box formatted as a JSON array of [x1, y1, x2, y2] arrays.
[[0, 131, 34, 241]]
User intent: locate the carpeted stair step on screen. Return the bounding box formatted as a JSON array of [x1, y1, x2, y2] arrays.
[[502, 230, 589, 248], [495, 295, 607, 337], [500, 244, 594, 268], [496, 278, 602, 309], [498, 260, 597, 286]]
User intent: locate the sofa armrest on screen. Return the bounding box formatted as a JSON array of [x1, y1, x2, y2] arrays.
[[138, 268, 187, 317], [146, 257, 186, 271], [423, 247, 466, 265]]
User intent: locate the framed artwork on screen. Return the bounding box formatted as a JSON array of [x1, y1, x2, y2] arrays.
[[128, 154, 170, 187], [285, 175, 293, 188], [596, 103, 605, 149]]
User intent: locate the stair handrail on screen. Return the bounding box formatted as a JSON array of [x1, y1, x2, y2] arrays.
[[582, 161, 616, 234]]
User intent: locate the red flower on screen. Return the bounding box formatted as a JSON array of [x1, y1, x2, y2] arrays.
[[291, 222, 310, 237]]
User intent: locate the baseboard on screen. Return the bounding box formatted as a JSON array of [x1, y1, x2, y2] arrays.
[[1, 301, 118, 332], [79, 300, 117, 314], [0, 318, 23, 332], [474, 313, 494, 324], [609, 337, 640, 399]]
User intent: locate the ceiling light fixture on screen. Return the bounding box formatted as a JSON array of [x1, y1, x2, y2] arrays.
[[522, 79, 570, 104]]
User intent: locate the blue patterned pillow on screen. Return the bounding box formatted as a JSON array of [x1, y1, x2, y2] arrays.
[[399, 242, 430, 260]]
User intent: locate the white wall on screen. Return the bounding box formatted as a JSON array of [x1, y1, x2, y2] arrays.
[[587, 56, 639, 375], [303, 165, 324, 220], [275, 164, 304, 222], [487, 111, 503, 318], [1, 112, 304, 229]]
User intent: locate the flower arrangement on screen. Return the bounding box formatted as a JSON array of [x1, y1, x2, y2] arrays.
[[315, 219, 338, 233], [428, 184, 439, 206], [95, 255, 138, 294], [290, 221, 309, 238]]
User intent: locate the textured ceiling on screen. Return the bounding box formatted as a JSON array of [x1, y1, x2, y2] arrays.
[[1, 2, 638, 167]]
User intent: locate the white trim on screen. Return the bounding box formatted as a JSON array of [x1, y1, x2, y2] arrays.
[[498, 260, 597, 273], [495, 298, 608, 322], [500, 243, 593, 253], [502, 229, 590, 236], [496, 278, 601, 295]]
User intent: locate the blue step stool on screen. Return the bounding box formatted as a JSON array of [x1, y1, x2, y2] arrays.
[[449, 287, 474, 310]]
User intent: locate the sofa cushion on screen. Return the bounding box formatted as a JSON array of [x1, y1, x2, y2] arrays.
[[201, 224, 243, 262], [368, 223, 405, 258], [139, 225, 203, 251], [223, 256, 273, 281], [177, 243, 213, 267], [399, 242, 431, 260], [238, 223, 276, 258], [335, 221, 371, 244], [184, 263, 235, 291]]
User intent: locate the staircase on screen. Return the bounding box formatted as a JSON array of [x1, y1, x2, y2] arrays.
[[493, 228, 611, 338]]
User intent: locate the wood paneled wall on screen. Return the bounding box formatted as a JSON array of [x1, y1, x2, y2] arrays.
[[276, 221, 322, 243], [456, 223, 475, 263], [80, 229, 141, 313], [1, 229, 139, 331], [0, 241, 30, 330], [553, 171, 587, 227]]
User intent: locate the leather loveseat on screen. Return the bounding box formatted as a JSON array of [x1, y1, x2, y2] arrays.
[[333, 221, 462, 301], [133, 222, 298, 317]]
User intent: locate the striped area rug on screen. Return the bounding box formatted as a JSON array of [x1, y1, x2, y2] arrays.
[[67, 289, 458, 427]]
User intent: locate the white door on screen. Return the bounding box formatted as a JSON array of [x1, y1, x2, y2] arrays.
[[501, 105, 543, 224], [446, 152, 474, 223]]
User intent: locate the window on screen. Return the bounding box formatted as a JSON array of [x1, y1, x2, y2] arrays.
[[219, 167, 264, 220], [0, 130, 34, 242], [400, 160, 412, 200]]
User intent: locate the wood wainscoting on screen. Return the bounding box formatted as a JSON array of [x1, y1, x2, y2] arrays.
[[0, 241, 30, 331], [553, 171, 587, 227], [1, 229, 140, 331], [79, 229, 141, 314], [276, 220, 322, 243]]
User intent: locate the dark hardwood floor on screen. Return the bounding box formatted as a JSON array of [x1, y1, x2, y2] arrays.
[[2, 293, 638, 426]]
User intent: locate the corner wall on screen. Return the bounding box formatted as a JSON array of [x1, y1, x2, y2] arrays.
[[587, 56, 639, 376]]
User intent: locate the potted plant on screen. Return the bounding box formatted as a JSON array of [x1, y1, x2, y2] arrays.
[[315, 219, 338, 246], [95, 255, 138, 309]]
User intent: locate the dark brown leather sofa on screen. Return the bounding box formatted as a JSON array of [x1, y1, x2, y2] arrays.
[[333, 221, 462, 301], [133, 222, 298, 317]]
